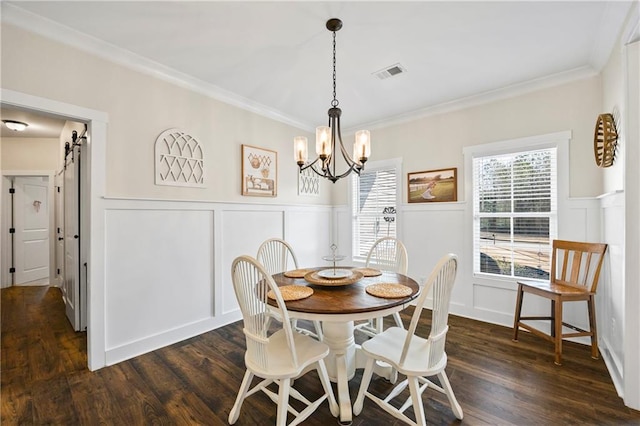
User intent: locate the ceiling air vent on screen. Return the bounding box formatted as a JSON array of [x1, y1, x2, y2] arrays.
[[373, 63, 407, 80]]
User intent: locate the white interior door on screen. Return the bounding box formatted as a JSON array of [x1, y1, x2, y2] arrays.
[[13, 176, 50, 285], [64, 148, 81, 331]]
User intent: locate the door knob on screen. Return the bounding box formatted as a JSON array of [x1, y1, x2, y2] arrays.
[[58, 237, 64, 241], [74, 235, 79, 239]]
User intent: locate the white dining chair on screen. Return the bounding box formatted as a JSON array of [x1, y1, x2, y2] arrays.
[[257, 238, 300, 275], [228, 255, 338, 426], [257, 238, 323, 340], [355, 237, 409, 338], [353, 254, 463, 425]]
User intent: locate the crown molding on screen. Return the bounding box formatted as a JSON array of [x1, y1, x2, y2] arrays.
[[1, 3, 614, 136], [1, 3, 314, 132], [348, 66, 598, 133]]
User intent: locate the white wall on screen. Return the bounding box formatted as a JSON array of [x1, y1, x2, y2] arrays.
[[0, 23, 332, 369], [623, 40, 640, 411], [597, 3, 640, 410], [1, 135, 59, 288], [333, 76, 603, 206], [334, 76, 604, 318], [1, 7, 638, 411], [103, 198, 332, 365], [0, 23, 330, 206], [1, 137, 59, 170]]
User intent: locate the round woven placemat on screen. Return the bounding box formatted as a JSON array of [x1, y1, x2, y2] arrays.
[[354, 267, 383, 277], [283, 269, 313, 278], [366, 283, 412, 299], [268, 285, 314, 301], [304, 270, 364, 286]]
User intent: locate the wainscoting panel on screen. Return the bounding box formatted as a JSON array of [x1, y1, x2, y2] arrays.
[[599, 192, 625, 389], [473, 282, 517, 317], [219, 209, 284, 315], [101, 198, 332, 366], [285, 208, 333, 268], [402, 205, 466, 306], [334, 206, 352, 262], [104, 207, 214, 362]]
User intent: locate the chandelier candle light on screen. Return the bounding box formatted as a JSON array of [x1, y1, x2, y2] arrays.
[[294, 18, 371, 183]]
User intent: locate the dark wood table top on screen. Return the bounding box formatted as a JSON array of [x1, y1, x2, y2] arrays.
[[271, 267, 420, 315]]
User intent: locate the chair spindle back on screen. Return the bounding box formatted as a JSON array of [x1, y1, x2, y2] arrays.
[[231, 255, 297, 370], [401, 254, 458, 370], [256, 238, 299, 275], [551, 240, 607, 292], [365, 237, 408, 274]]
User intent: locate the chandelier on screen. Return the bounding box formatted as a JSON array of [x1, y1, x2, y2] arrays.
[[294, 18, 370, 183]]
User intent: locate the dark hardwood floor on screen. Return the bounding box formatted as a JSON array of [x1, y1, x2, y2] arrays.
[[2, 285, 639, 425]]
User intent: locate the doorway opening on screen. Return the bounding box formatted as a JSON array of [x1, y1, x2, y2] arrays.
[[1, 110, 86, 333], [1, 89, 108, 370]]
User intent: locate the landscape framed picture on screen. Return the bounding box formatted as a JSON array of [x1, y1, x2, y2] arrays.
[[241, 144, 277, 197], [407, 167, 457, 203]]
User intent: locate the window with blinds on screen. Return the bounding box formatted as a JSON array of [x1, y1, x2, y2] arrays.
[[352, 164, 398, 261], [473, 148, 557, 279]]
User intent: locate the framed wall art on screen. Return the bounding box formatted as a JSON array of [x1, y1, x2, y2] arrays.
[[407, 167, 457, 203], [241, 144, 277, 197]]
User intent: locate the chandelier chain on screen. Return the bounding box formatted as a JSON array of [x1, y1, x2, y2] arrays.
[[294, 18, 369, 184], [331, 30, 338, 108]]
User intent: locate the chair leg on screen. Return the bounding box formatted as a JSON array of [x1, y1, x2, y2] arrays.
[[316, 359, 339, 417], [438, 371, 463, 420], [588, 295, 599, 359], [353, 357, 375, 416], [512, 284, 524, 341], [550, 300, 556, 338], [276, 378, 291, 426], [554, 298, 563, 365], [392, 312, 404, 328], [408, 376, 426, 426], [229, 370, 254, 424], [313, 321, 323, 341]]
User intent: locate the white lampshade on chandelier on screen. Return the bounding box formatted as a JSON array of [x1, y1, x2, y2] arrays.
[[294, 18, 370, 183]]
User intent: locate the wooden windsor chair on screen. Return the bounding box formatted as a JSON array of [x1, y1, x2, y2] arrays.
[[512, 239, 608, 365]]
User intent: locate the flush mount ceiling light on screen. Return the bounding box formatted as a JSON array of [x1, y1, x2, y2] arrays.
[[2, 119, 29, 131], [294, 18, 371, 184]]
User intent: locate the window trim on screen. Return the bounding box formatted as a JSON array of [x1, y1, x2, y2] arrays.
[[350, 158, 402, 263], [463, 131, 571, 281]]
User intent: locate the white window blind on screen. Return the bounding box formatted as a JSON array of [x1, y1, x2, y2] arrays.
[[352, 165, 398, 260], [473, 148, 557, 279]]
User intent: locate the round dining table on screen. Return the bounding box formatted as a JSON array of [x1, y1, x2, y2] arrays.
[[270, 267, 420, 424]]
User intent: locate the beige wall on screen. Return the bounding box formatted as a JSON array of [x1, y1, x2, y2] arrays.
[[0, 24, 328, 205], [332, 76, 603, 204], [1, 137, 59, 171]]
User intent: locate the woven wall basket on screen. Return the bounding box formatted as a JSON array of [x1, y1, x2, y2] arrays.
[[593, 113, 618, 168]]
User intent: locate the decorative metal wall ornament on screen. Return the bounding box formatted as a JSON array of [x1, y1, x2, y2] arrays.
[[293, 18, 371, 183], [298, 166, 320, 196], [382, 207, 396, 223], [155, 128, 205, 187]]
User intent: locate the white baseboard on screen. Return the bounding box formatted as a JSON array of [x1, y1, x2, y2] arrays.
[[104, 311, 242, 366]]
